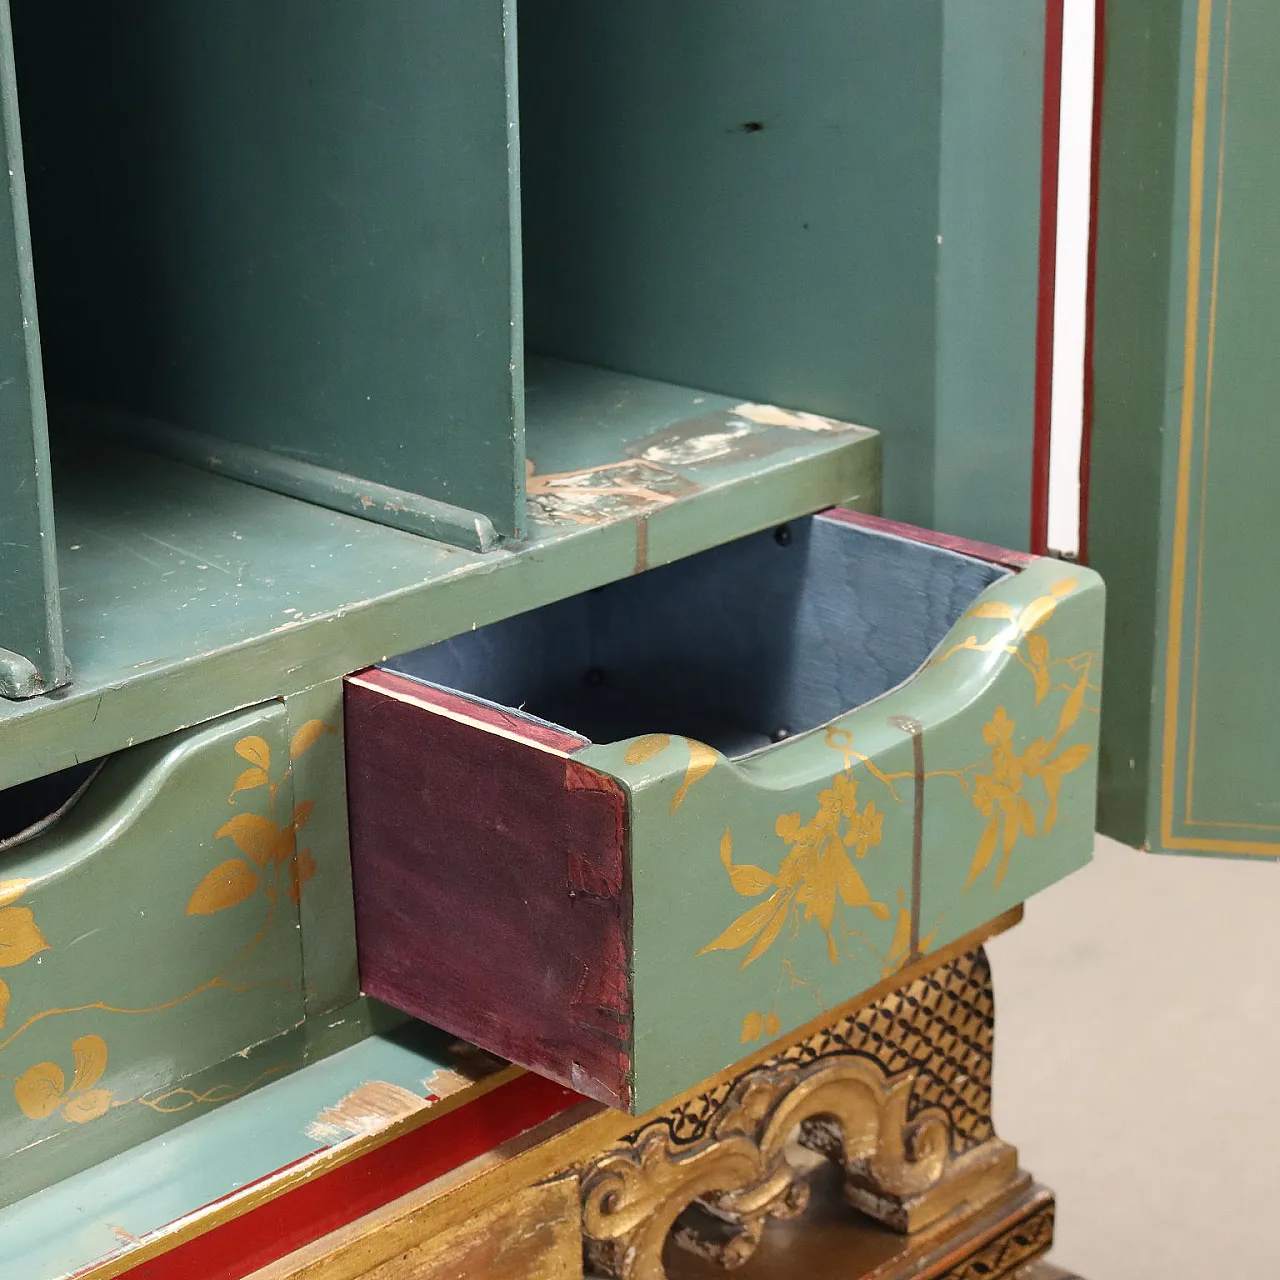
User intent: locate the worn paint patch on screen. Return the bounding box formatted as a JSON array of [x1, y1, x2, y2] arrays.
[[634, 420, 753, 466], [304, 1080, 431, 1145], [625, 406, 863, 473], [526, 458, 697, 527], [732, 401, 855, 432]]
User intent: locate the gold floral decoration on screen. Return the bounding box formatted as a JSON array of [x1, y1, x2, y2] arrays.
[[740, 1009, 782, 1044], [15, 1034, 113, 1124], [0, 879, 49, 1032], [187, 721, 333, 918], [964, 666, 1093, 890], [699, 772, 890, 970]]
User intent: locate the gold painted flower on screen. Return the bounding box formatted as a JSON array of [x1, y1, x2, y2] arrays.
[[965, 689, 1093, 890], [699, 772, 889, 969], [14, 1034, 114, 1125]]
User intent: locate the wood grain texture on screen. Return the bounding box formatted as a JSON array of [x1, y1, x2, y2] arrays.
[[357, 1176, 582, 1280], [345, 670, 633, 1109]]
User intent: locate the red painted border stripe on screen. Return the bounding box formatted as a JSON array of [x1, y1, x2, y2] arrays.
[[819, 508, 1036, 570], [1031, 0, 1066, 556], [112, 1072, 581, 1280], [1078, 0, 1106, 565]]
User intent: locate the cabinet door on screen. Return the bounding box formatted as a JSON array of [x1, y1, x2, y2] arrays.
[[0, 0, 64, 699], [1091, 0, 1280, 855]]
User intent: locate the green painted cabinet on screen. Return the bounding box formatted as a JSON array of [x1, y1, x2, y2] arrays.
[[1091, 0, 1279, 857], [0, 2, 63, 699], [0, 0, 1075, 1230]]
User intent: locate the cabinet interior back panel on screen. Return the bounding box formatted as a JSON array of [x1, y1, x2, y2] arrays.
[[11, 1, 524, 535], [520, 0, 943, 493]]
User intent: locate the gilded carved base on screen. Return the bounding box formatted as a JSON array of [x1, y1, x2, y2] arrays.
[[581, 947, 1030, 1280]]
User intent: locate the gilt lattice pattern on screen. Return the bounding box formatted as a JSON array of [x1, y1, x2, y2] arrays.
[[637, 948, 995, 1155]]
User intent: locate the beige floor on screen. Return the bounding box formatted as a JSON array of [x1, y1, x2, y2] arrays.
[[987, 835, 1280, 1277]]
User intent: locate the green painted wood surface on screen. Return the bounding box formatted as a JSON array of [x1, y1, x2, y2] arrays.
[[580, 557, 1103, 1110], [11, 0, 525, 539], [1091, 0, 1280, 856], [0, 0, 64, 699], [520, 0, 1046, 549], [1088, 0, 1182, 846], [0, 703, 307, 1207], [0, 1018, 459, 1280], [0, 362, 878, 793], [284, 682, 359, 1018]]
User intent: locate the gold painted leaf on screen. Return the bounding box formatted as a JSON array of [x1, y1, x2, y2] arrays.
[[1050, 578, 1078, 598], [968, 600, 1018, 620], [624, 734, 671, 765], [740, 1012, 764, 1043], [0, 906, 51, 968], [215, 813, 291, 867], [1026, 633, 1051, 704], [290, 719, 334, 760], [741, 897, 790, 968], [1056, 674, 1088, 739], [775, 813, 804, 844], [228, 766, 269, 801], [235, 735, 271, 770], [0, 879, 30, 908], [63, 1089, 113, 1124], [186, 859, 260, 916], [15, 1061, 64, 1118], [764, 1012, 781, 1038], [834, 849, 873, 908], [964, 817, 1001, 890], [697, 891, 784, 956], [1001, 810, 1020, 855], [1019, 596, 1057, 632], [292, 800, 316, 832], [670, 740, 717, 812], [0, 977, 8, 1028], [70, 1034, 108, 1093], [1052, 743, 1092, 776], [720, 829, 775, 897]]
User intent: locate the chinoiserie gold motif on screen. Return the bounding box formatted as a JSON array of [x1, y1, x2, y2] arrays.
[[698, 577, 1098, 1014], [3, 722, 334, 1128]]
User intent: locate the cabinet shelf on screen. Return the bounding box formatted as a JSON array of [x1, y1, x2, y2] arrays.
[[0, 360, 876, 791]]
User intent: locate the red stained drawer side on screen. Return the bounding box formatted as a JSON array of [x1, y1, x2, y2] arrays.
[[344, 670, 633, 1110]]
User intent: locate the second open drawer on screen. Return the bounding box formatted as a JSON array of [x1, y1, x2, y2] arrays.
[[344, 511, 1103, 1113]]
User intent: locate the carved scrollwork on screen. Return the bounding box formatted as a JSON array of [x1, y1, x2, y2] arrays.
[[582, 1056, 951, 1280], [581, 948, 1021, 1279]]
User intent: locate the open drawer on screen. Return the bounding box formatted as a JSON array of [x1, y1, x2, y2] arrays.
[[344, 511, 1104, 1113]]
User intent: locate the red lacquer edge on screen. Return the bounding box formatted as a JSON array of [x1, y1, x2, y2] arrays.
[[819, 508, 1036, 571], [108, 1072, 581, 1280], [348, 667, 589, 754], [1077, 0, 1106, 565], [1031, 0, 1066, 556]]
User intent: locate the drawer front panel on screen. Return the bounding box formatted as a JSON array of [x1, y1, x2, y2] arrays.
[[0, 703, 310, 1204], [349, 511, 1104, 1112]]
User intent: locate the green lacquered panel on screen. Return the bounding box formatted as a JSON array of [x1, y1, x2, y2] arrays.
[[0, 0, 63, 699], [521, 1, 1045, 549], [1092, 0, 1280, 856], [0, 363, 879, 792], [1088, 0, 1181, 846], [0, 1019, 462, 1280], [284, 681, 359, 1017], [0, 703, 307, 1207], [581, 558, 1103, 1111], [11, 0, 524, 539]]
